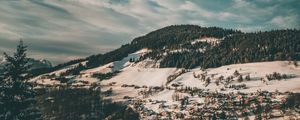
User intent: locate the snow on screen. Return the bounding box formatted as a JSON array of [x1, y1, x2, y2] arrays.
[[135, 58, 160, 68], [134, 48, 151, 54], [28, 45, 300, 119], [192, 61, 300, 93], [31, 48, 151, 87], [30, 49, 300, 118], [100, 67, 178, 101], [32, 55, 300, 93], [102, 67, 178, 87], [82, 48, 151, 75], [81, 62, 114, 74], [101, 61, 300, 103], [191, 37, 220, 45]]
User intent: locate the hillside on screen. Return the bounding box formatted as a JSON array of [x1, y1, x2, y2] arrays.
[[31, 58, 300, 119], [202, 30, 300, 68], [85, 25, 239, 69], [34, 25, 299, 77], [29, 25, 300, 119], [29, 25, 300, 84], [99, 60, 300, 99], [85, 25, 299, 70]]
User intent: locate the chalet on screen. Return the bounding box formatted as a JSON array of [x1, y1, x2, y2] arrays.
[[270, 109, 283, 118]]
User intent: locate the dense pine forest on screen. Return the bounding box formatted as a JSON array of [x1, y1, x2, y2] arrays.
[[202, 30, 300, 68], [84, 25, 239, 69]]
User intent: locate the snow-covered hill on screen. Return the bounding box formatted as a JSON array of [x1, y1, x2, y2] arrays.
[[98, 60, 300, 119], [30, 48, 300, 119], [30, 49, 151, 87], [99, 61, 300, 100], [31, 47, 300, 93]]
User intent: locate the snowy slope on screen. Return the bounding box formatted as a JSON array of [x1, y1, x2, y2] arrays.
[[29, 61, 87, 85], [97, 61, 300, 117], [81, 48, 150, 75], [101, 67, 178, 101], [30, 49, 300, 118], [30, 49, 151, 86], [102, 67, 178, 86], [165, 61, 300, 93], [100, 61, 300, 101], [31, 47, 300, 94]]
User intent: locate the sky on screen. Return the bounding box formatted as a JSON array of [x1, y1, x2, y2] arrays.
[[0, 0, 299, 65]]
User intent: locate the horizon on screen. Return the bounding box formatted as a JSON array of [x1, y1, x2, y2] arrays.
[[0, 0, 299, 65]]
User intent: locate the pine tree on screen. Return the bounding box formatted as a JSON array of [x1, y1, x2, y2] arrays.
[[0, 40, 42, 120], [245, 74, 251, 81], [293, 60, 298, 67], [233, 70, 240, 77], [237, 75, 243, 82]]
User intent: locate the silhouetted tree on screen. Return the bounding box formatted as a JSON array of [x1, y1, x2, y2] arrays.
[[0, 40, 42, 120]]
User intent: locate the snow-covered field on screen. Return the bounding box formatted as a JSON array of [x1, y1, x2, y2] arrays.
[[31, 49, 300, 119], [97, 60, 300, 119], [101, 61, 300, 100]]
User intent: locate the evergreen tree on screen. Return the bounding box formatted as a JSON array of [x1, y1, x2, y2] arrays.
[[0, 40, 42, 120], [234, 70, 240, 77], [245, 74, 251, 81], [237, 75, 243, 82], [293, 60, 298, 67]]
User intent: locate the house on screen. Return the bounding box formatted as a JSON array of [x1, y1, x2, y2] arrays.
[[270, 109, 283, 118]]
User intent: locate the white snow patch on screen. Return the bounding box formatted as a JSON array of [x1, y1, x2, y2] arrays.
[[82, 48, 151, 75], [102, 67, 178, 87], [191, 37, 220, 45]]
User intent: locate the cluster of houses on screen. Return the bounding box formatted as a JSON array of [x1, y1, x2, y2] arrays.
[[106, 70, 300, 119], [127, 88, 300, 120]]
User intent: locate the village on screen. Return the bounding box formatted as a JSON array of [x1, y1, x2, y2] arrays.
[[101, 64, 300, 120], [128, 89, 300, 120], [115, 82, 300, 119]]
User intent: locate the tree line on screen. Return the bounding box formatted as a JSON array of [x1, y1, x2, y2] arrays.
[[31, 25, 300, 75]]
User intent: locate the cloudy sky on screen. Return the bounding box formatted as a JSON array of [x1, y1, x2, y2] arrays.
[[0, 0, 299, 64]]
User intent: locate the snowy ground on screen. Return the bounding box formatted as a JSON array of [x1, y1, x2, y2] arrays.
[[30, 48, 300, 119], [31, 50, 300, 101], [102, 61, 300, 101], [96, 60, 300, 120]]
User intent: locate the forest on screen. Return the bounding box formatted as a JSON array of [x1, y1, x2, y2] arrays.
[[34, 25, 300, 76]]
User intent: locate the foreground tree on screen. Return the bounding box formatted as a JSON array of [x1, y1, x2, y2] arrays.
[[0, 40, 42, 120]]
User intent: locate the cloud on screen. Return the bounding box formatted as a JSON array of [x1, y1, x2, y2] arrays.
[[270, 15, 299, 28], [0, 0, 299, 64]]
